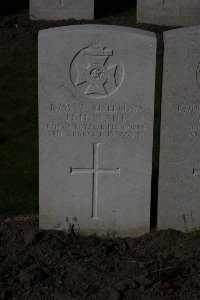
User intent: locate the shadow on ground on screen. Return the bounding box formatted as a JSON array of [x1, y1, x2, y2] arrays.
[[0, 0, 137, 18], [0, 0, 29, 16], [95, 0, 136, 18]]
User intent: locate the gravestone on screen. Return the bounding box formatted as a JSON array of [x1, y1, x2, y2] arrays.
[[39, 25, 156, 237], [137, 0, 200, 27], [158, 26, 200, 232], [30, 0, 94, 20]]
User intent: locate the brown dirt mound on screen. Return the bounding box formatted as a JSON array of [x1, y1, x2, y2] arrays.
[[0, 216, 200, 300]]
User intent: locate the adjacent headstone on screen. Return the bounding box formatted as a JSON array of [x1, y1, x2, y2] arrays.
[[137, 0, 200, 27], [30, 0, 94, 20], [158, 26, 200, 232], [39, 25, 156, 237]]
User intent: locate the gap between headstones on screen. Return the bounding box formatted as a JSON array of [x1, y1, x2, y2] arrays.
[[150, 32, 164, 230]]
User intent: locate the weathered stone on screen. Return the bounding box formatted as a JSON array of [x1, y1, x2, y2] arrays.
[[137, 0, 200, 27], [39, 25, 156, 237], [158, 26, 200, 231], [30, 0, 94, 21]]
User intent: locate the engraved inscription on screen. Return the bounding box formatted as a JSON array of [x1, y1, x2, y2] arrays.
[[177, 103, 200, 140], [178, 104, 200, 113], [193, 168, 200, 189], [50, 103, 143, 113], [70, 143, 120, 219], [47, 102, 145, 139], [196, 63, 200, 90], [193, 168, 200, 176], [70, 40, 124, 98], [162, 0, 178, 7], [188, 122, 200, 139], [47, 122, 144, 138]]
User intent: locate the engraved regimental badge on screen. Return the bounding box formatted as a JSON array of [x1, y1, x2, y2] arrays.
[[70, 40, 124, 98]]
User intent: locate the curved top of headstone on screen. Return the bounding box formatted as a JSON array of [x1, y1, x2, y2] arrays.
[[137, 0, 200, 27], [38, 22, 157, 237], [164, 25, 200, 40], [39, 24, 156, 40]]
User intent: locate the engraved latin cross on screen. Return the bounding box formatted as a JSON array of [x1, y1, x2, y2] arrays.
[[193, 168, 200, 177], [70, 143, 120, 219]]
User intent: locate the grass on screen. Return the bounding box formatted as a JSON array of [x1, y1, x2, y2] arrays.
[[0, 48, 38, 214], [189, 227, 200, 238], [153, 250, 174, 281]]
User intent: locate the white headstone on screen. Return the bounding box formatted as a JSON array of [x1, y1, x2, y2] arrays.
[[137, 0, 200, 27], [39, 25, 156, 237], [30, 0, 94, 20], [158, 26, 200, 232]]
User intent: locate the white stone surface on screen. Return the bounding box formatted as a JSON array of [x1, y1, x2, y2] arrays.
[[158, 26, 200, 232], [137, 0, 200, 27], [30, 0, 94, 20], [39, 25, 156, 237]]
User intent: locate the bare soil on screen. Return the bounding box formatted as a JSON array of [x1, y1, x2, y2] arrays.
[[0, 216, 200, 300]]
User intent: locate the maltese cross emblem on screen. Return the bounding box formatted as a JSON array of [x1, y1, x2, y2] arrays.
[[70, 41, 124, 98]]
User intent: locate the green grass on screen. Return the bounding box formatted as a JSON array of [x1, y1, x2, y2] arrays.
[[153, 250, 174, 281], [189, 227, 200, 238], [0, 48, 38, 214]]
